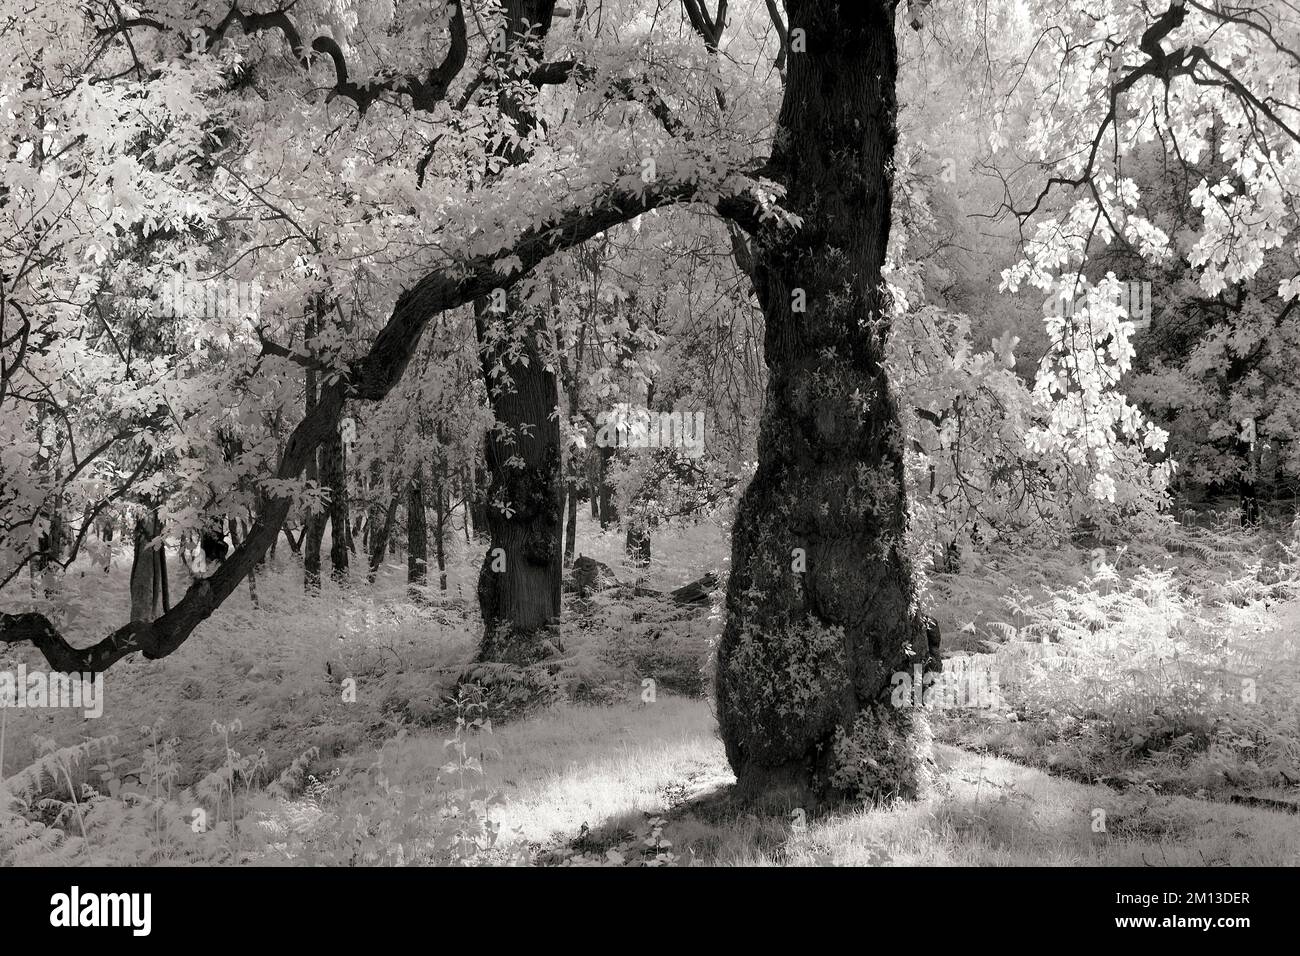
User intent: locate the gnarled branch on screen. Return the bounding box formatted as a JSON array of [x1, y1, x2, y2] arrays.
[[98, 1, 468, 115], [1, 175, 773, 672]]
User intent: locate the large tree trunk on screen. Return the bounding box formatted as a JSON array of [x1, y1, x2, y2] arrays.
[[473, 0, 565, 662], [716, 0, 938, 810], [475, 302, 564, 661]]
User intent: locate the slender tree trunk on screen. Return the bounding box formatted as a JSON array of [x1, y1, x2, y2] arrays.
[[100, 517, 114, 573], [625, 518, 651, 567], [34, 510, 63, 598], [158, 529, 170, 612], [364, 460, 384, 554], [303, 500, 325, 589], [434, 469, 448, 591], [1239, 421, 1260, 526], [716, 0, 938, 810], [229, 517, 258, 607], [564, 490, 578, 567], [368, 484, 403, 582], [408, 465, 428, 599], [321, 425, 350, 579], [587, 448, 600, 518], [303, 303, 326, 591], [129, 514, 161, 623], [596, 444, 617, 528], [469, 464, 489, 538]]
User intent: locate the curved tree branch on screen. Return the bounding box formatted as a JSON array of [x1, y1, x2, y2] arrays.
[[99, 1, 469, 115], [0, 173, 774, 672]]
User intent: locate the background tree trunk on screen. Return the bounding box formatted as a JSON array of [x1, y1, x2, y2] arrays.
[[564, 490, 578, 567], [368, 484, 403, 582], [596, 444, 617, 528], [34, 510, 63, 598], [469, 463, 489, 538], [230, 517, 259, 608], [716, 0, 938, 810], [321, 425, 349, 579], [434, 467, 448, 591], [625, 518, 651, 567], [303, 319, 324, 592], [408, 465, 427, 599], [129, 513, 161, 623]]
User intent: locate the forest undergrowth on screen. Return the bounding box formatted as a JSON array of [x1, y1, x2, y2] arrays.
[[3, 507, 1298, 865]]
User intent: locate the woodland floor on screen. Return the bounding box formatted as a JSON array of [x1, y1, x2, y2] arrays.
[[2, 508, 1299, 865], [479, 698, 1300, 866]]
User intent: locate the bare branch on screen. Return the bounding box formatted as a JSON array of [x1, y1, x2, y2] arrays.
[[98, 1, 469, 115]]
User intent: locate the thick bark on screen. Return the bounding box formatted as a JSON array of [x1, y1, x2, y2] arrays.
[[716, 0, 938, 809], [475, 303, 564, 660], [473, 0, 566, 661]]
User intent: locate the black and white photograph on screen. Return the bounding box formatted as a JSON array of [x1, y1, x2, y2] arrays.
[[0, 0, 1294, 932]]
